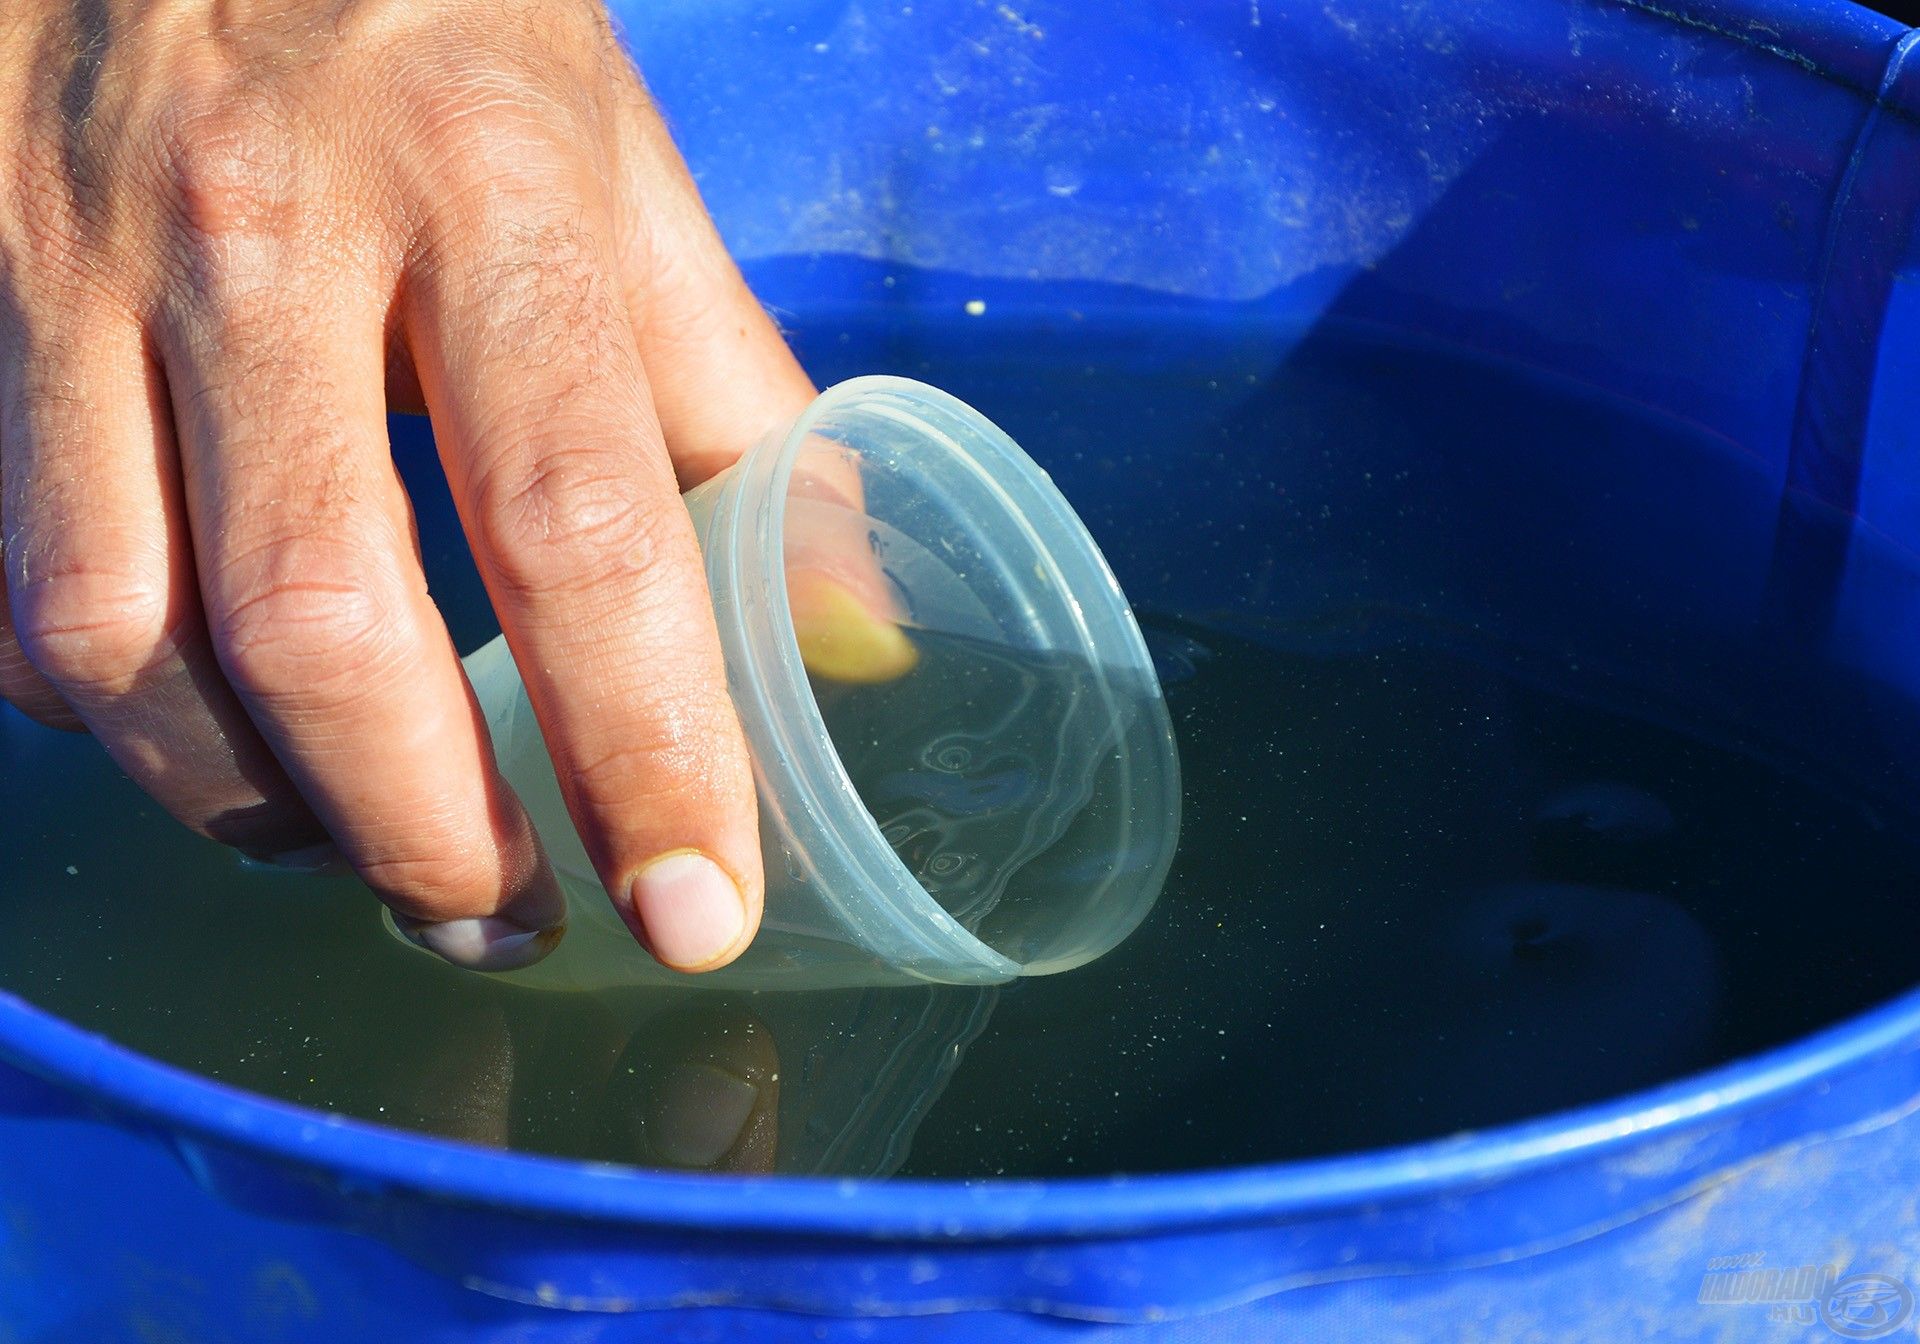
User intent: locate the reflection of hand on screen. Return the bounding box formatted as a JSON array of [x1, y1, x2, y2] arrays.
[[0, 0, 821, 976], [380, 989, 780, 1174], [605, 1004, 780, 1172]]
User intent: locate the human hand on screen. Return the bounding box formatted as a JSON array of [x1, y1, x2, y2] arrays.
[[0, 0, 819, 971]]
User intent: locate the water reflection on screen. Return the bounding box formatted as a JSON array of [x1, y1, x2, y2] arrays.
[[354, 977, 995, 1175], [0, 706, 995, 1175]]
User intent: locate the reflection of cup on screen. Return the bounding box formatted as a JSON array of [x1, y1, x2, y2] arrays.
[[464, 378, 1181, 990], [599, 985, 998, 1177], [367, 980, 998, 1178]]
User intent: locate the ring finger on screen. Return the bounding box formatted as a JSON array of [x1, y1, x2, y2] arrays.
[[0, 303, 321, 853]]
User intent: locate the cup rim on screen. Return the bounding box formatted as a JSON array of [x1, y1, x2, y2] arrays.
[[728, 375, 1179, 978]]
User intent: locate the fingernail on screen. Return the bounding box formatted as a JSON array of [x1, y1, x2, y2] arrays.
[[652, 1063, 760, 1169], [393, 877, 568, 973], [245, 843, 351, 877], [624, 851, 748, 971], [788, 573, 919, 685]]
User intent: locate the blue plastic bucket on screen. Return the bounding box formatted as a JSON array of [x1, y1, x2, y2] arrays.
[[7, 0, 1920, 1338]]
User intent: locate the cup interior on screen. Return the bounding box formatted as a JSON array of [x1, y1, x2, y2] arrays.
[[763, 378, 1182, 975]]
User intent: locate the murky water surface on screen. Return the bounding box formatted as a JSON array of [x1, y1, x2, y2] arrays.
[[6, 286, 1920, 1176]]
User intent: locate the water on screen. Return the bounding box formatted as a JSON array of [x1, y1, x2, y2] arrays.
[[811, 632, 1101, 931], [810, 628, 1167, 964], [7, 280, 1920, 1177]]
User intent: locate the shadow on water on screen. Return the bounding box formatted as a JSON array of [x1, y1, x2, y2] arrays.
[[7, 258, 1920, 1176]]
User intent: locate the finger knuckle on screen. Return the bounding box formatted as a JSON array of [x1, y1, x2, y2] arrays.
[[472, 444, 663, 601], [12, 561, 179, 694], [157, 66, 301, 245], [210, 565, 403, 704]]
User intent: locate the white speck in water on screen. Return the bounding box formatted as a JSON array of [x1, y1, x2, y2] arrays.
[[64, 865, 77, 876], [964, 299, 987, 316]]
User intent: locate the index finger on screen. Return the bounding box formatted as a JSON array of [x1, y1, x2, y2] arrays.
[[406, 201, 761, 974]]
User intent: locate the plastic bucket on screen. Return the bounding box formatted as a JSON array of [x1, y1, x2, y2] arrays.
[[6, 0, 1920, 1338]]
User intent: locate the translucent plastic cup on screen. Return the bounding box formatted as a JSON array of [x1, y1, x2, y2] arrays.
[[461, 377, 1181, 991]]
